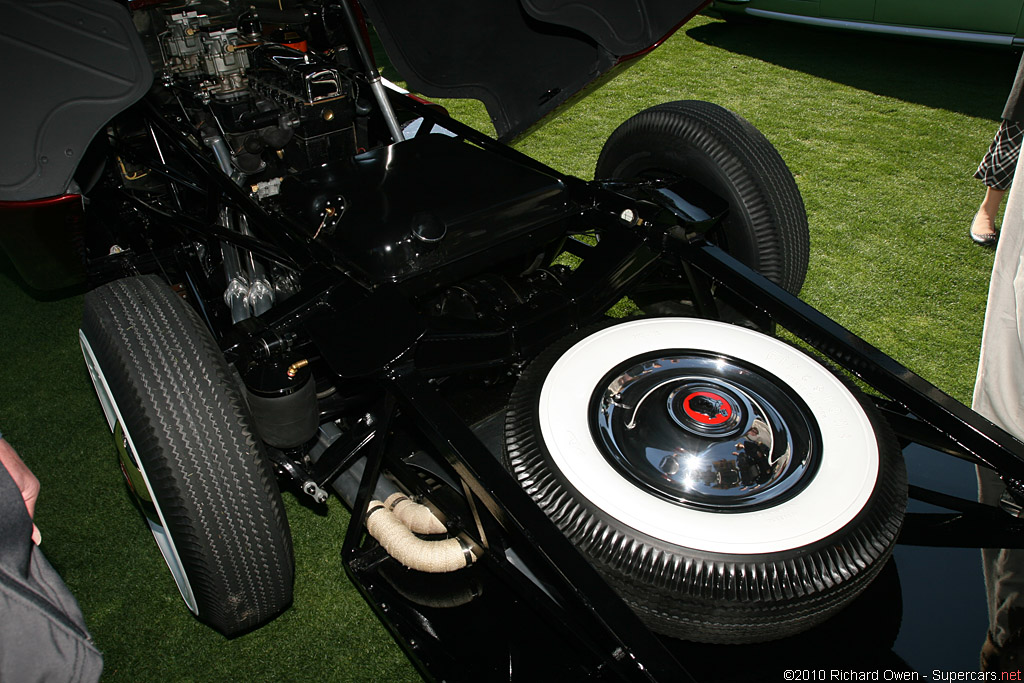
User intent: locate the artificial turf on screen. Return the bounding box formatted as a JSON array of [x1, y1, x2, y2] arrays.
[[0, 12, 1012, 682]]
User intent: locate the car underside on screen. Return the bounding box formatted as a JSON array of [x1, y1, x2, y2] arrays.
[[2, 0, 1024, 680]]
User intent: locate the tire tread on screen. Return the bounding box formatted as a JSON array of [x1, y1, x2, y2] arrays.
[[82, 275, 293, 636], [504, 320, 906, 644], [596, 100, 809, 294]]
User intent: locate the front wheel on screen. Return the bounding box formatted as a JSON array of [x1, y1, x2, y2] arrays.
[[80, 275, 294, 636], [504, 317, 906, 643]]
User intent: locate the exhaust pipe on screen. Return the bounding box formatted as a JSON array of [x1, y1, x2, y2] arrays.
[[366, 500, 477, 573], [312, 425, 475, 572]]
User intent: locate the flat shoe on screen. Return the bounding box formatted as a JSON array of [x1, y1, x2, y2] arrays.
[[970, 228, 999, 246], [970, 213, 999, 246]]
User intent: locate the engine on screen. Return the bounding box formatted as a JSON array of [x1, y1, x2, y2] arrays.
[[144, 2, 363, 174], [116, 1, 579, 479], [122, 1, 380, 322], [127, 1, 574, 326]]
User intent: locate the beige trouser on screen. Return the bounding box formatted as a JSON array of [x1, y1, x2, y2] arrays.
[[974, 151, 1024, 648]]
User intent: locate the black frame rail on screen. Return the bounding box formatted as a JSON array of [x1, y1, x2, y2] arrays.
[[682, 241, 1024, 485], [341, 367, 697, 682], [335, 237, 1024, 681]]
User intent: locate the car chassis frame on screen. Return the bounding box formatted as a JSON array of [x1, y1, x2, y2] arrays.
[[229, 98, 1024, 682], [6, 1, 1024, 677]]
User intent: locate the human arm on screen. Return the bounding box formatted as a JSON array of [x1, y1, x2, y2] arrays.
[[0, 436, 42, 544]]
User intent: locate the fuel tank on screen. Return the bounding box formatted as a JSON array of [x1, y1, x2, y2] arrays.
[[278, 133, 572, 289]]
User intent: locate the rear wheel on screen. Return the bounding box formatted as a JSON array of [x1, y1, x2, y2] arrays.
[[80, 275, 294, 636], [596, 100, 809, 306], [504, 317, 906, 643]]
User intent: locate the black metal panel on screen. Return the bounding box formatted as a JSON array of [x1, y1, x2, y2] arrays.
[[521, 0, 701, 55], [279, 134, 571, 287], [304, 285, 426, 378], [0, 0, 153, 201], [361, 0, 707, 140], [0, 195, 85, 291]]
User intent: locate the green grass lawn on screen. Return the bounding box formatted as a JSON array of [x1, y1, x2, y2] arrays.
[[0, 12, 1014, 682]]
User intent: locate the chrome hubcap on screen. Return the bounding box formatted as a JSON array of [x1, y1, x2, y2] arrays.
[[591, 351, 820, 511], [114, 422, 159, 524]]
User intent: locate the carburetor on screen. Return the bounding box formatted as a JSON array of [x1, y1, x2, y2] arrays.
[[160, 9, 251, 100]]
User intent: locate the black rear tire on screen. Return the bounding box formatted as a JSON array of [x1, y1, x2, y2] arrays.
[[596, 100, 809, 296], [80, 275, 294, 636]]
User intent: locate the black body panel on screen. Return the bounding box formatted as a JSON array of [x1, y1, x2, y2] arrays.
[[521, 0, 701, 55], [359, 0, 708, 140], [0, 0, 152, 201]]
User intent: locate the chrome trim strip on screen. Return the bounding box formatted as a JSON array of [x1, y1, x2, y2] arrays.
[[744, 9, 1014, 46]]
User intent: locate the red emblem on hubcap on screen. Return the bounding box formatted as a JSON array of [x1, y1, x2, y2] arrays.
[[683, 391, 732, 425]]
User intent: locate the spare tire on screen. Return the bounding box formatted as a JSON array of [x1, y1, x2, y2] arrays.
[[504, 317, 906, 643]]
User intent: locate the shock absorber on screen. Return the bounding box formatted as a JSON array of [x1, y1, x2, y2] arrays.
[[336, 0, 404, 144]]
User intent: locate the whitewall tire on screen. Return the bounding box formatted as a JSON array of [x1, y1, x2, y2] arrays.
[[504, 317, 906, 643]]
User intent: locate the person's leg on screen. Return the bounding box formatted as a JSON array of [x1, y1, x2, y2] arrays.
[[973, 186, 1008, 239], [973, 120, 1023, 243]]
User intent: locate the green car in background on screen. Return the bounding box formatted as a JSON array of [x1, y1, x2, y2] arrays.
[[710, 0, 1024, 46]]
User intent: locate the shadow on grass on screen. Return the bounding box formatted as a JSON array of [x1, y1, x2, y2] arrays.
[[686, 18, 1019, 120]]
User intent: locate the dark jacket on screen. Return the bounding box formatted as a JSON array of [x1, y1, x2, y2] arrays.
[[0, 465, 102, 683]]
